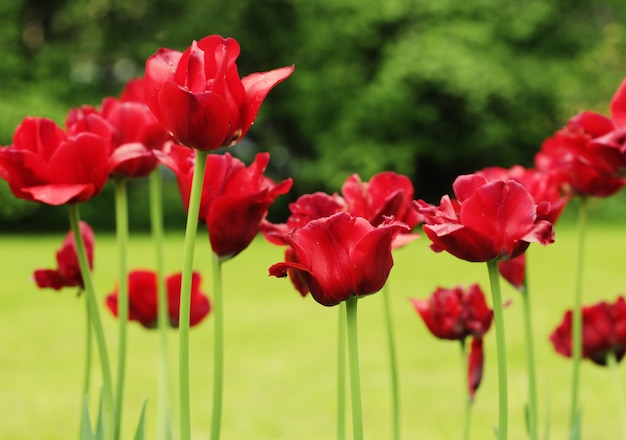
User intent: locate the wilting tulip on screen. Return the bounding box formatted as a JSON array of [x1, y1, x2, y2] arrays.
[[415, 173, 554, 263], [144, 34, 294, 151], [33, 221, 94, 291], [550, 296, 626, 366], [269, 212, 408, 306], [157, 143, 292, 259], [106, 270, 210, 328]]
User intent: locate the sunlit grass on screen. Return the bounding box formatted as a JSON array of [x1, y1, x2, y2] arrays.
[[0, 220, 624, 439]]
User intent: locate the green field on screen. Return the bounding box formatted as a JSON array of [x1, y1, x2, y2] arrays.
[[1, 222, 624, 439]]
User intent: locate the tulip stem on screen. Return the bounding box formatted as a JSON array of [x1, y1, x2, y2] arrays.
[[337, 301, 347, 440], [487, 259, 508, 440], [520, 275, 538, 440], [113, 178, 129, 440], [80, 295, 93, 437], [179, 149, 209, 440], [346, 295, 364, 440], [608, 352, 626, 440], [569, 197, 588, 438], [381, 283, 400, 440], [459, 339, 472, 440], [210, 252, 224, 440], [68, 204, 114, 440], [150, 168, 172, 440]]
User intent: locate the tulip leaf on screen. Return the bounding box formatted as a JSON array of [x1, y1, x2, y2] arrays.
[[81, 396, 95, 440], [133, 399, 148, 440]]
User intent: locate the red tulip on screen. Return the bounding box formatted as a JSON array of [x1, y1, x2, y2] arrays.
[[410, 284, 493, 340], [157, 143, 292, 258], [535, 111, 626, 197], [341, 172, 423, 248], [415, 174, 554, 262], [0, 117, 131, 205], [468, 337, 485, 401], [105, 270, 210, 328], [144, 34, 294, 151], [550, 296, 626, 366], [33, 221, 94, 290], [269, 212, 409, 306]]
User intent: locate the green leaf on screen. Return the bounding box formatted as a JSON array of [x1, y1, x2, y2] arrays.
[[133, 399, 148, 440], [81, 396, 95, 440]]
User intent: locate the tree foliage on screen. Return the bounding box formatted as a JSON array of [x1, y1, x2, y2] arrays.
[[1, 0, 625, 229]]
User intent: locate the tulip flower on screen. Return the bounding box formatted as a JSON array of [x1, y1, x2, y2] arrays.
[[550, 296, 626, 366], [269, 212, 409, 306], [106, 270, 210, 329], [415, 173, 555, 263], [33, 221, 95, 291], [157, 143, 292, 259], [144, 34, 294, 151], [410, 284, 493, 340]]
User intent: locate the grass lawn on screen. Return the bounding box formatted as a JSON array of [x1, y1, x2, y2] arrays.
[[0, 221, 625, 439]]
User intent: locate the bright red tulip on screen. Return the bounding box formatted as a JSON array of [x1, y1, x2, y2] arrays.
[[415, 174, 554, 262], [550, 296, 626, 366], [0, 117, 131, 205], [144, 34, 294, 151], [410, 284, 493, 340], [341, 172, 423, 248], [269, 212, 409, 306], [157, 143, 292, 258], [535, 111, 626, 197], [33, 221, 94, 290], [105, 270, 210, 328]]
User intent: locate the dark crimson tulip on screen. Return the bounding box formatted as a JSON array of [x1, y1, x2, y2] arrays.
[[410, 284, 493, 340], [341, 172, 423, 248], [411, 284, 492, 401], [415, 174, 554, 263], [106, 270, 210, 328], [0, 117, 131, 205], [33, 221, 94, 290], [536, 111, 626, 197], [269, 212, 409, 306], [144, 34, 294, 151], [550, 296, 626, 366], [497, 254, 526, 292], [157, 143, 292, 258]]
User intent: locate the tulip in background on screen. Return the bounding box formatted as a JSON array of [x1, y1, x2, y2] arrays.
[[106, 270, 210, 329], [34, 221, 94, 291]]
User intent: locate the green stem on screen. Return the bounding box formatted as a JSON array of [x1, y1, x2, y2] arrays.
[[521, 275, 538, 440], [608, 352, 626, 440], [346, 295, 364, 440], [113, 178, 129, 440], [150, 169, 172, 440], [569, 197, 588, 437], [210, 253, 224, 440], [179, 149, 209, 440], [80, 296, 92, 437], [337, 301, 347, 440], [487, 259, 508, 440], [68, 204, 114, 440], [381, 284, 400, 440], [460, 339, 471, 440]]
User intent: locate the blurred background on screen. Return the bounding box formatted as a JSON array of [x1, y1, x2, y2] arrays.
[[1, 0, 626, 231]]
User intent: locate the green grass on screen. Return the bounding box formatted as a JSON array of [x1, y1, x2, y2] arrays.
[[1, 222, 625, 439]]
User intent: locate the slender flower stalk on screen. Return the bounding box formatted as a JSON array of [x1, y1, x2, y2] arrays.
[[210, 252, 224, 440], [486, 259, 508, 440], [381, 283, 400, 440], [460, 339, 471, 440], [345, 295, 364, 440], [520, 272, 538, 440], [113, 178, 129, 439], [337, 301, 347, 440], [569, 197, 588, 436], [68, 204, 114, 440], [80, 298, 93, 438], [608, 353, 626, 440], [179, 149, 209, 440], [150, 169, 172, 440]]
